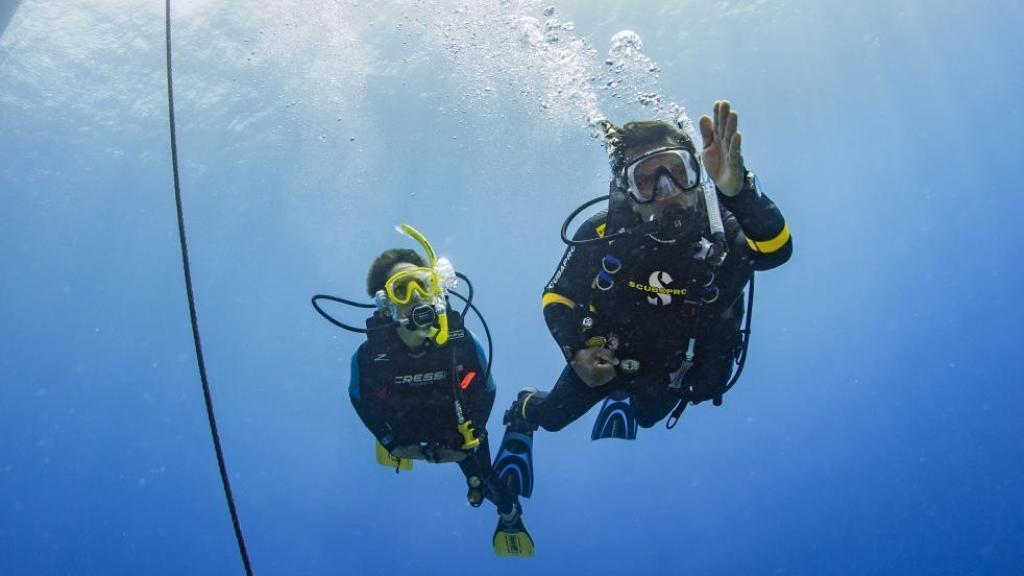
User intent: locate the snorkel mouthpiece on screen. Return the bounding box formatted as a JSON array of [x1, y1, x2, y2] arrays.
[[396, 223, 450, 345], [434, 311, 450, 346]]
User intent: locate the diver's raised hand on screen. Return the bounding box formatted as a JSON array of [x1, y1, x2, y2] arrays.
[[571, 347, 619, 388], [699, 100, 745, 197]]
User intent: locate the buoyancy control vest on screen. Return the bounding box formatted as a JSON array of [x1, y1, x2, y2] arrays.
[[360, 309, 483, 449], [575, 183, 727, 377]]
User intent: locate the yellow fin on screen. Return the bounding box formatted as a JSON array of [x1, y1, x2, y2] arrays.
[[375, 441, 413, 471], [493, 527, 535, 557]]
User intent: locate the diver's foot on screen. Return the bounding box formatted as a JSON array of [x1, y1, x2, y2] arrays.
[[499, 500, 521, 524], [503, 388, 541, 433], [493, 502, 535, 557]]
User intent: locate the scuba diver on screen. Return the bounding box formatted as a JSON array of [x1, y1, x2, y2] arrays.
[[312, 224, 534, 557], [492, 101, 792, 492]]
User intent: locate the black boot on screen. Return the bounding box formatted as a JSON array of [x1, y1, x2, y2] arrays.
[[503, 387, 543, 433]]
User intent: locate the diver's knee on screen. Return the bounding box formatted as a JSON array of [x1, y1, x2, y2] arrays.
[[635, 415, 662, 429], [634, 400, 678, 429], [539, 420, 568, 433]]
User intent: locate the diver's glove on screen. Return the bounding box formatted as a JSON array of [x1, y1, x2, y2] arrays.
[[570, 347, 619, 388]]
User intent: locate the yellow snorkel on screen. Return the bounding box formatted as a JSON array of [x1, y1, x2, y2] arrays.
[[395, 224, 451, 346], [396, 224, 479, 450]]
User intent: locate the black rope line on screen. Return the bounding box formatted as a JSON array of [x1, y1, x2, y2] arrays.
[[164, 1, 253, 574]]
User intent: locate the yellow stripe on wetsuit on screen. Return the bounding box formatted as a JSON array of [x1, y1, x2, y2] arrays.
[[746, 223, 790, 254], [543, 221, 604, 311], [542, 292, 576, 309], [542, 292, 596, 313]]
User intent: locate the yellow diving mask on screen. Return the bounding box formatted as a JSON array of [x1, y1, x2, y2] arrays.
[[384, 267, 441, 305], [380, 224, 456, 345]]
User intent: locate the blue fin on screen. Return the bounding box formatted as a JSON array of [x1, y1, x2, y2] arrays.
[[493, 429, 534, 498], [591, 391, 638, 440]]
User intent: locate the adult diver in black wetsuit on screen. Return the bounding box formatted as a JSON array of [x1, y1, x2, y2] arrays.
[[345, 225, 533, 557], [493, 101, 793, 491]]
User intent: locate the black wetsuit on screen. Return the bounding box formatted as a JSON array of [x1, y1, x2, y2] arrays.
[[529, 172, 793, 431], [348, 310, 516, 513]]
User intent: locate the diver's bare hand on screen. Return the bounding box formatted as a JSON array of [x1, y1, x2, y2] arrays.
[[390, 444, 426, 461], [699, 100, 745, 197], [391, 443, 467, 463], [571, 347, 619, 388], [429, 447, 468, 463]]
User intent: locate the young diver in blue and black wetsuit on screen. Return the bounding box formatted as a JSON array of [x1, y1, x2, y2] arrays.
[[492, 101, 793, 493], [314, 225, 533, 557]]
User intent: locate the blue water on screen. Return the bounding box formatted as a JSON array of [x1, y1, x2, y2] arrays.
[[2, 1, 1022, 574]]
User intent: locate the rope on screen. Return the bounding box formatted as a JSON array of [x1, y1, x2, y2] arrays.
[[164, 2, 254, 574]]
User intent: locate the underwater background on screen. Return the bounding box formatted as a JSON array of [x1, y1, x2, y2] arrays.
[[2, 0, 1022, 574]]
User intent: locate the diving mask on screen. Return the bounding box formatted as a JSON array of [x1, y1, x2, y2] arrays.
[[379, 224, 456, 345], [384, 267, 441, 306], [623, 147, 702, 204], [383, 258, 456, 305]]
